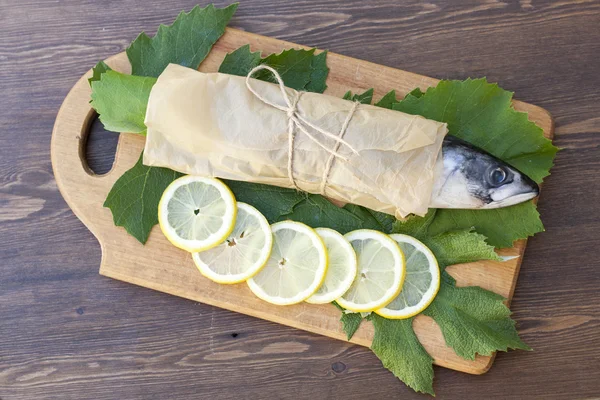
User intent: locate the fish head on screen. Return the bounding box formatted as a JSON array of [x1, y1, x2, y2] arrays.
[[430, 136, 540, 209]]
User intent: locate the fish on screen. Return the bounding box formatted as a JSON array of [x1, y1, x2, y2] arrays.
[[430, 136, 539, 209]]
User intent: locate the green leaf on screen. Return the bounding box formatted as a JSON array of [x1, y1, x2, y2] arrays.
[[226, 178, 395, 237], [404, 87, 424, 100], [256, 48, 329, 92], [393, 210, 501, 270], [362, 208, 396, 233], [374, 90, 398, 109], [391, 209, 437, 240], [340, 313, 363, 340], [273, 192, 396, 234], [218, 46, 329, 93], [225, 180, 387, 235], [343, 88, 374, 104], [427, 201, 544, 248], [392, 78, 557, 183], [305, 51, 329, 93], [103, 152, 182, 244], [371, 315, 434, 395], [218, 44, 261, 76], [393, 209, 500, 270], [89, 61, 111, 85], [423, 278, 531, 360], [90, 70, 156, 134], [126, 3, 238, 77], [343, 204, 395, 233], [279, 194, 367, 234], [425, 229, 501, 269], [224, 180, 305, 223], [332, 302, 363, 340]]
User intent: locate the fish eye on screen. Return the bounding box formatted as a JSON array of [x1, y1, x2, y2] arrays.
[[489, 167, 507, 186]]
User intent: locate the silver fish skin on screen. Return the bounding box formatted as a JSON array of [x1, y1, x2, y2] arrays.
[[429, 136, 539, 209]]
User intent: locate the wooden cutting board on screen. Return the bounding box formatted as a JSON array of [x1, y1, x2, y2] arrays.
[[51, 27, 554, 375]]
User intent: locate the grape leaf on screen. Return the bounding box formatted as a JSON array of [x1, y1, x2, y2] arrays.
[[126, 3, 238, 77], [104, 153, 182, 244], [423, 277, 531, 360], [392, 209, 501, 268], [370, 315, 434, 395], [391, 209, 437, 240], [428, 201, 544, 249], [343, 204, 395, 233], [340, 312, 363, 340], [332, 302, 363, 340], [233, 188, 393, 235], [218, 45, 329, 93], [228, 178, 395, 233], [373, 88, 419, 110], [343, 88, 374, 104], [224, 180, 305, 222], [424, 229, 502, 268], [90, 70, 156, 134], [218, 44, 261, 76], [257, 48, 328, 91], [280, 195, 367, 234], [404, 87, 424, 100], [226, 180, 387, 235], [374, 90, 398, 109], [305, 51, 329, 93], [89, 61, 111, 85], [392, 78, 556, 184]]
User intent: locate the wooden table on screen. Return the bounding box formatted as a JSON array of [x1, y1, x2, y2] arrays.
[[1, 1, 599, 399]]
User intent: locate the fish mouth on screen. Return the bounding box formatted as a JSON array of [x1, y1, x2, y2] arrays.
[[481, 190, 539, 209]]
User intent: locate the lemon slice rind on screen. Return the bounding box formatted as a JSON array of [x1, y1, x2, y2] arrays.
[[158, 176, 237, 253], [306, 228, 357, 304], [375, 234, 440, 319], [192, 202, 273, 284], [247, 221, 328, 306], [336, 229, 405, 313]]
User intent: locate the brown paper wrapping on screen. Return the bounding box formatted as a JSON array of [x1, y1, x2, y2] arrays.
[[143, 64, 448, 217]]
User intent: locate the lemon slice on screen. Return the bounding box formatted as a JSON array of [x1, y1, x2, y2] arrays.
[[192, 202, 273, 284], [158, 176, 237, 252], [306, 228, 357, 304], [336, 230, 405, 312], [247, 221, 328, 305], [375, 234, 440, 319]]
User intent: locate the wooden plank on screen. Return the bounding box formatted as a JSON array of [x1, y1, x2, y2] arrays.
[[50, 27, 553, 376]]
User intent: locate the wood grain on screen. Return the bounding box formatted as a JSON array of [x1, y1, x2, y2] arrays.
[[1, 0, 599, 399]]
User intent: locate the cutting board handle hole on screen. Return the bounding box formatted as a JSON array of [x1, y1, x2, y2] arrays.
[[84, 114, 120, 175]]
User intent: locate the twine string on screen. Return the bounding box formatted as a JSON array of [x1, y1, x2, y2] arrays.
[[245, 65, 360, 191], [319, 100, 360, 195]]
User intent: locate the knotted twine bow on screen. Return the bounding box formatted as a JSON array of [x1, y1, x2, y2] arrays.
[[245, 65, 360, 194]]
